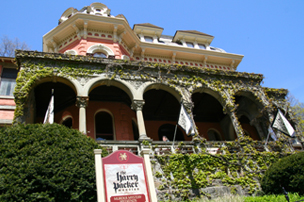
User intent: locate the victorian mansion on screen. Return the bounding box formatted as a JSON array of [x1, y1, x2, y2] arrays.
[[0, 3, 298, 144]]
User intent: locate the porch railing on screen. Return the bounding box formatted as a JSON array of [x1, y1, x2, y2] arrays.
[[96, 140, 302, 155]]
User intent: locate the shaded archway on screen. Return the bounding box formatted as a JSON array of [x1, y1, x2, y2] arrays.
[[143, 89, 188, 140], [238, 115, 261, 140], [34, 82, 76, 123], [192, 91, 235, 140], [235, 93, 266, 140], [158, 124, 184, 141], [88, 85, 135, 140], [143, 89, 179, 121], [89, 85, 132, 106]]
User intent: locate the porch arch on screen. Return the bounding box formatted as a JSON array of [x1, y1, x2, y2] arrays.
[[192, 88, 235, 141], [82, 77, 135, 101]]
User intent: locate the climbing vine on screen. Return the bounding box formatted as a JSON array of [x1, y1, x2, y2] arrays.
[[14, 50, 289, 135], [151, 136, 293, 201], [13, 50, 301, 201]]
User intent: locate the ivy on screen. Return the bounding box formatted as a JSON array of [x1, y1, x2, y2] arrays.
[[13, 50, 301, 201], [153, 140, 292, 200]]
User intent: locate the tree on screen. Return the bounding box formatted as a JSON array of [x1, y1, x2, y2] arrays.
[[288, 94, 304, 136], [0, 35, 30, 57], [0, 123, 108, 202], [293, 102, 304, 137]]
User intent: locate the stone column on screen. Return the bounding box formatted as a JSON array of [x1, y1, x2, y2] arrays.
[[228, 109, 244, 138], [76, 96, 89, 134], [132, 100, 150, 141]]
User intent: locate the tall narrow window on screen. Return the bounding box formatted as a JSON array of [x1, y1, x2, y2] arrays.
[[0, 68, 18, 96], [95, 111, 114, 140]]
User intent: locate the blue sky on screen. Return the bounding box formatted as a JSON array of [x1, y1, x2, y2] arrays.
[[1, 1, 303, 103]]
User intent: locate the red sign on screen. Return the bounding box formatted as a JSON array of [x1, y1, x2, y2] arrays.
[[110, 194, 146, 202], [102, 150, 150, 202]]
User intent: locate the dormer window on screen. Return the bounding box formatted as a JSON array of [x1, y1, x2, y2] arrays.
[[96, 9, 101, 12], [198, 44, 206, 49], [144, 36, 153, 42], [93, 52, 107, 58], [186, 42, 194, 48]]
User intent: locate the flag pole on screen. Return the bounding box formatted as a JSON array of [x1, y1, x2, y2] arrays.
[[172, 124, 178, 148], [43, 89, 54, 124], [264, 131, 270, 147]]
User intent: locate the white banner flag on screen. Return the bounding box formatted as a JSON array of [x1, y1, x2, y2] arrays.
[[178, 104, 195, 136], [43, 89, 54, 124], [272, 109, 295, 137]]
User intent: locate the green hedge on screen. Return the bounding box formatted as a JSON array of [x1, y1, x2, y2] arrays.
[[261, 151, 304, 195], [0, 124, 108, 202]]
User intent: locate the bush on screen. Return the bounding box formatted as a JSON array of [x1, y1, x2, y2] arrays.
[[261, 151, 304, 195], [0, 124, 108, 202]]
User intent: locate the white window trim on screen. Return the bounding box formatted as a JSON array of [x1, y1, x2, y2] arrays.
[[87, 44, 115, 56], [64, 49, 77, 55]]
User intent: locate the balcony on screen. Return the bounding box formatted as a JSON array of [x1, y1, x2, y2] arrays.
[[96, 140, 302, 156]]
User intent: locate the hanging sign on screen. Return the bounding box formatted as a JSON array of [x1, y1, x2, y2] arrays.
[[102, 150, 150, 202]]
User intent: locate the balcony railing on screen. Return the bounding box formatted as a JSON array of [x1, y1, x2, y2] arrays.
[[96, 140, 302, 155]]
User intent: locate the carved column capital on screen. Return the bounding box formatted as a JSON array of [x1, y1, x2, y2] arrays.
[[132, 100, 145, 111], [76, 96, 89, 108]]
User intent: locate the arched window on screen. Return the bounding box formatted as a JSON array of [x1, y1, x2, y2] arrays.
[[87, 44, 114, 58], [95, 111, 114, 140], [62, 117, 73, 128], [158, 124, 184, 141], [93, 52, 107, 58], [207, 130, 222, 141]]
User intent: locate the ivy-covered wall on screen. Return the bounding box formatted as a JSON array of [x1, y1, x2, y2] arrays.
[[14, 50, 303, 201], [148, 136, 294, 201], [14, 50, 294, 139]]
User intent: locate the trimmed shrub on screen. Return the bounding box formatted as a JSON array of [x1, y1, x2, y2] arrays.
[[0, 123, 108, 202], [261, 151, 304, 195]]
